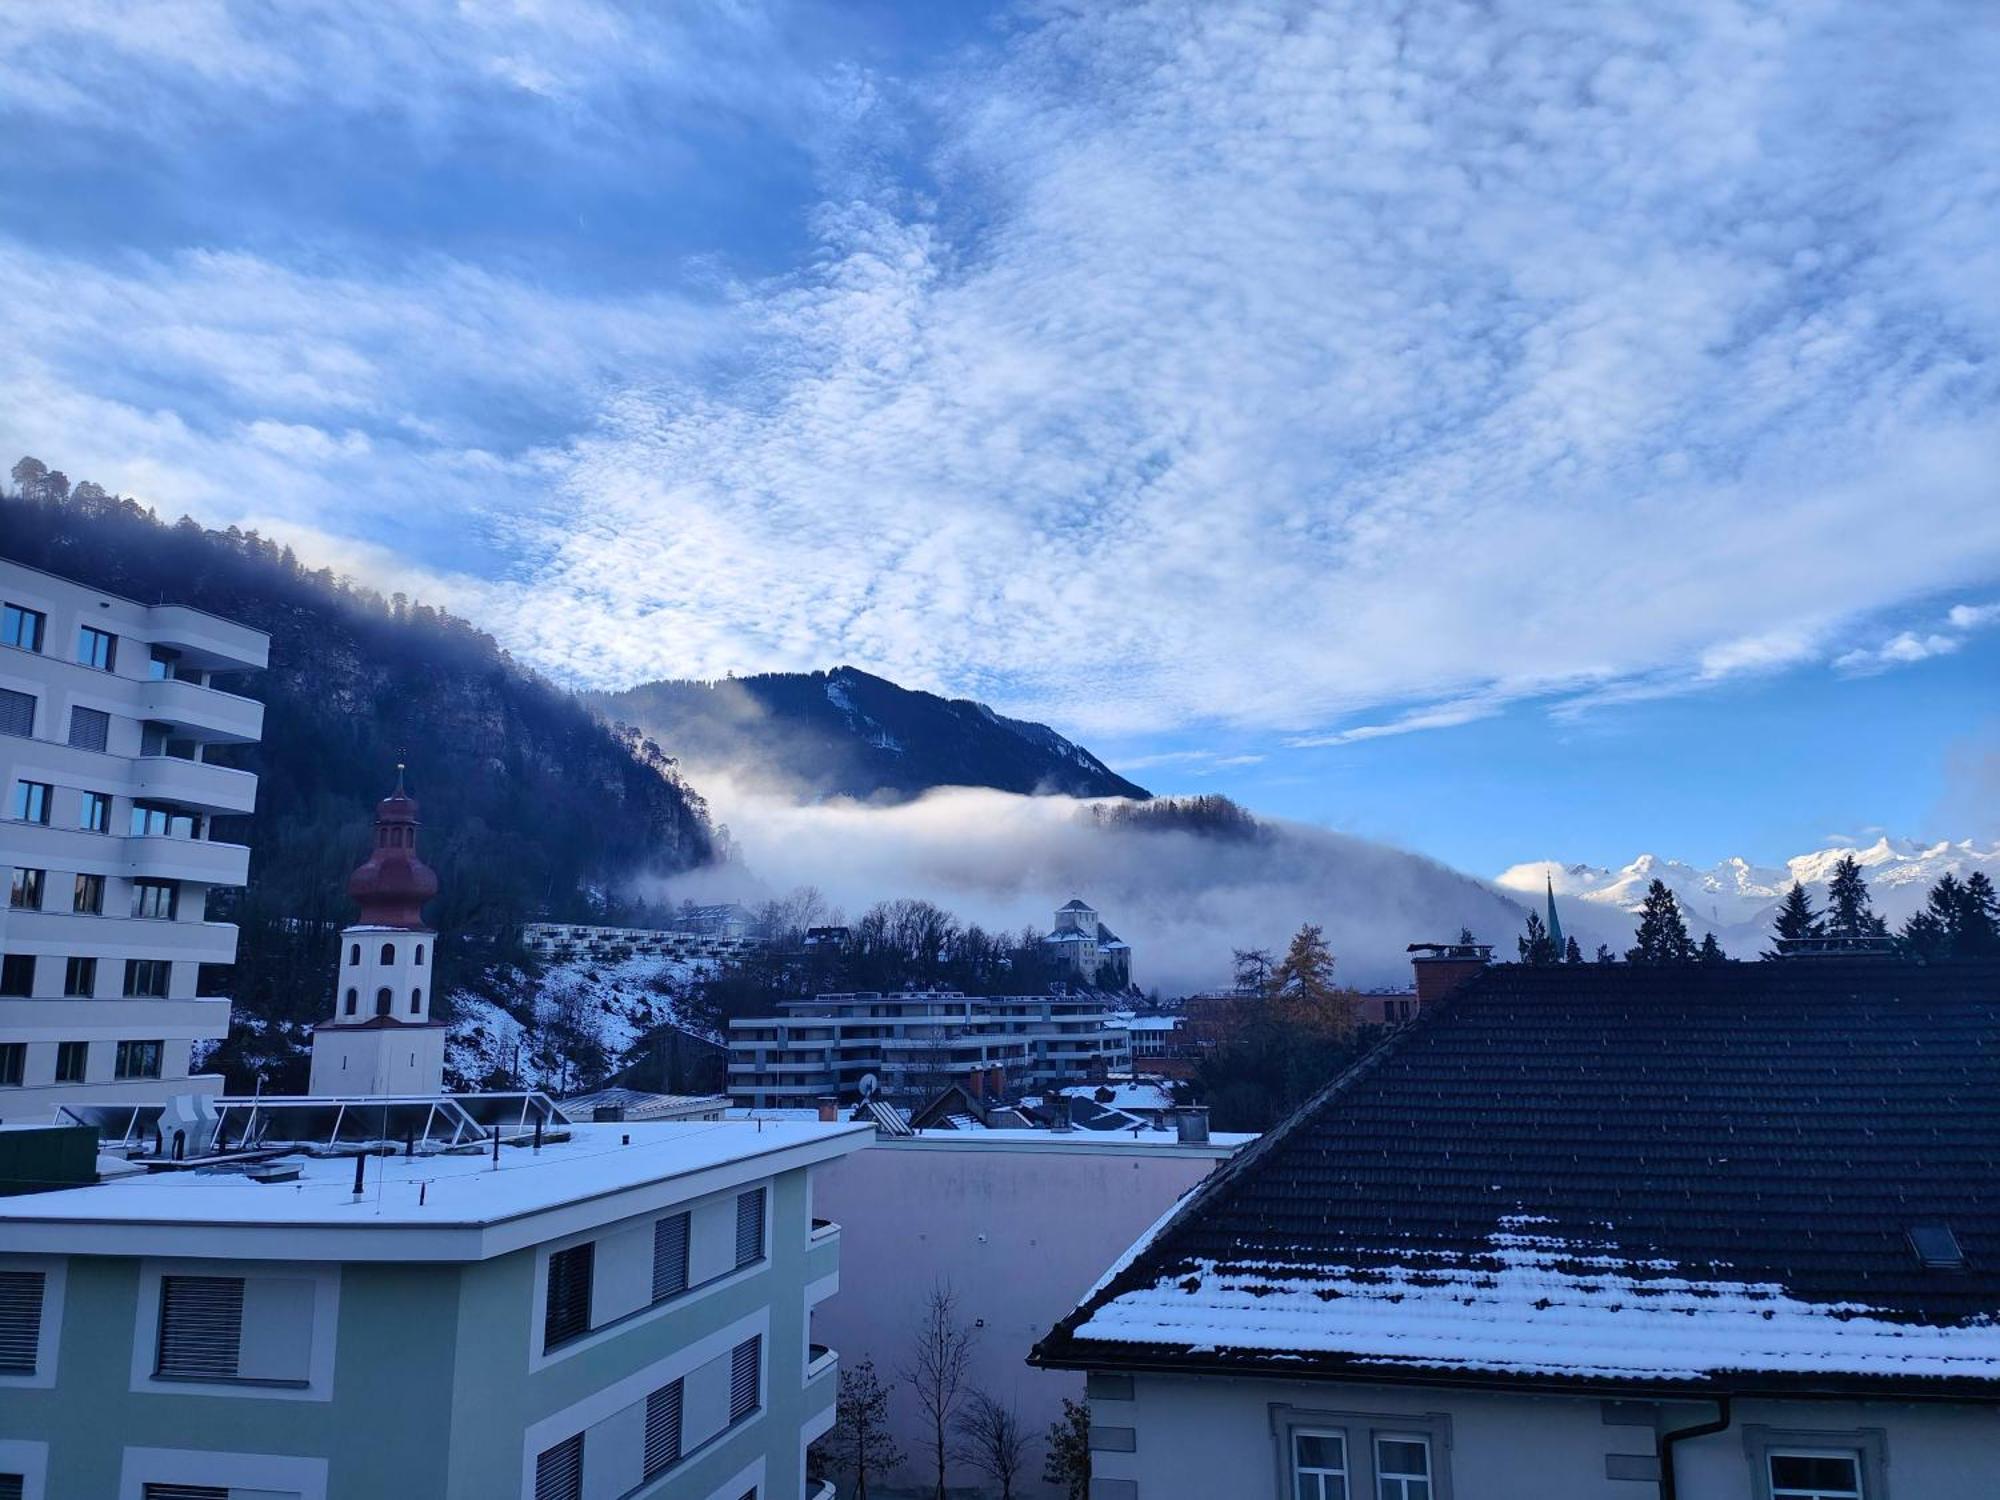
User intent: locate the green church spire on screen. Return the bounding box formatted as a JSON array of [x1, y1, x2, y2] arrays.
[[1545, 873, 1564, 953]]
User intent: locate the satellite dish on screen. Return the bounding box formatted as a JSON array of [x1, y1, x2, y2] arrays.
[[858, 1073, 880, 1100]]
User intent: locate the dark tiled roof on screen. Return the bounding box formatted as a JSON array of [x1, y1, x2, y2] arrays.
[[1034, 960, 2000, 1396]]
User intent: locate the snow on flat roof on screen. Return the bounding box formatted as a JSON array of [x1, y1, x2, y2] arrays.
[[1073, 1219, 2000, 1383], [0, 1120, 869, 1243]]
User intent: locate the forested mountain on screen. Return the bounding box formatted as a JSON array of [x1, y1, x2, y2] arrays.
[[591, 664, 1149, 802], [2, 466, 714, 1078]]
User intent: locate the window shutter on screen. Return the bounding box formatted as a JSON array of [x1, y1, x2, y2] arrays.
[[155, 1275, 243, 1379], [644, 1378, 684, 1478], [67, 706, 110, 752], [0, 688, 32, 738], [141, 1486, 228, 1500], [653, 1212, 690, 1302], [729, 1334, 760, 1422], [0, 1270, 44, 1374], [0, 1472, 24, 1500], [543, 1244, 593, 1349], [735, 1187, 765, 1268], [534, 1434, 583, 1500]]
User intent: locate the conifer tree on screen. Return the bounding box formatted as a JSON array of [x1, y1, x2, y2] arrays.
[[1963, 872, 2000, 957], [1517, 911, 1558, 966], [1564, 935, 1583, 964], [1771, 881, 1820, 951], [1824, 855, 1882, 939], [1594, 943, 1616, 964], [1626, 879, 1696, 965], [1270, 923, 1355, 1034], [1698, 931, 1726, 964]]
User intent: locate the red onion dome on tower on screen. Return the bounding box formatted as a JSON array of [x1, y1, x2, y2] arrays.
[[346, 766, 439, 929]]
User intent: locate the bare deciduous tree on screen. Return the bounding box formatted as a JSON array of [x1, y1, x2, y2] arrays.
[[955, 1389, 1033, 1499], [900, 1281, 978, 1499]]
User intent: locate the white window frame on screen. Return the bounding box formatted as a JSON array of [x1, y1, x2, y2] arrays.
[[116, 1446, 326, 1500], [1292, 1427, 1349, 1500], [0, 1256, 65, 1389], [0, 1437, 48, 1500], [1373, 1431, 1435, 1500], [128, 1259, 339, 1402], [1269, 1405, 1453, 1500], [1744, 1426, 1887, 1500]]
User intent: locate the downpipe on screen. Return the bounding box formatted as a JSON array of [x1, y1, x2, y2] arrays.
[[1658, 1394, 1733, 1500]]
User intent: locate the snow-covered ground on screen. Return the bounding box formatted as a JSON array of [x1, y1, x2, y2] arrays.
[[445, 951, 723, 1091], [1497, 836, 1998, 952]]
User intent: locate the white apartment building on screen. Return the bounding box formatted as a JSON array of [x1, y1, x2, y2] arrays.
[[0, 558, 267, 1112], [727, 990, 1132, 1109]]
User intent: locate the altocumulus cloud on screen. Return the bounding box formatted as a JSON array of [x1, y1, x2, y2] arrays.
[[2, 0, 1998, 741]]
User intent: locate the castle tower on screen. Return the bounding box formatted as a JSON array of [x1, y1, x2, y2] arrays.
[[307, 769, 449, 1096]]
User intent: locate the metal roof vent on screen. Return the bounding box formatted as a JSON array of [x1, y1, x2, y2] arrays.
[[1907, 1224, 1967, 1270]]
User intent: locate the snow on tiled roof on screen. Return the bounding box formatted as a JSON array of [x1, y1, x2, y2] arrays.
[[1036, 960, 2000, 1395]]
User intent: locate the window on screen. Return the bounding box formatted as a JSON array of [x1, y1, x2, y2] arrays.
[[0, 1269, 46, 1373], [76, 625, 116, 671], [544, 1243, 594, 1350], [0, 1045, 22, 1087], [147, 646, 181, 681], [143, 1485, 228, 1500], [140, 721, 197, 759], [125, 958, 171, 997], [735, 1187, 766, 1268], [1769, 1453, 1864, 1500], [10, 781, 50, 824], [644, 1377, 684, 1479], [116, 1040, 163, 1079], [348, 943, 360, 965], [652, 1212, 690, 1302], [132, 879, 178, 919], [1293, 1432, 1348, 1500], [343, 988, 357, 1015], [73, 872, 104, 914], [729, 1334, 761, 1422], [0, 1476, 23, 1500], [1, 602, 45, 653], [0, 955, 31, 996], [55, 1041, 87, 1083], [380, 942, 395, 964], [155, 1276, 242, 1379], [64, 956, 97, 997], [1375, 1435, 1433, 1500], [534, 1433, 583, 1500], [409, 988, 421, 1013], [67, 705, 109, 752], [374, 987, 391, 1016], [0, 688, 32, 739], [78, 790, 110, 833], [415, 943, 425, 965], [7, 867, 42, 910], [130, 801, 200, 839]]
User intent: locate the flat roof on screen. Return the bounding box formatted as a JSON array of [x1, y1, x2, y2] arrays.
[[0, 1119, 870, 1262]]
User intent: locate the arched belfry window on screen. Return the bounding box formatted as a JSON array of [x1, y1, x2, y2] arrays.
[[344, 988, 357, 1015], [349, 943, 360, 965], [410, 988, 422, 1014], [415, 944, 425, 966], [380, 942, 395, 965], [375, 987, 391, 1017]]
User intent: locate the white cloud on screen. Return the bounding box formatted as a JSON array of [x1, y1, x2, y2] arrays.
[[1947, 602, 2000, 631], [1288, 699, 1504, 749], [1832, 598, 2000, 675]]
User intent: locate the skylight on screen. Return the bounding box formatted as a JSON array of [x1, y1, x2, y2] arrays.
[[1908, 1224, 1967, 1270]]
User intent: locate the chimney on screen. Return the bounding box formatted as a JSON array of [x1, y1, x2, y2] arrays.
[[968, 1069, 985, 1101], [1407, 940, 1492, 1009], [816, 1096, 840, 1123], [1049, 1094, 1074, 1133], [1174, 1106, 1210, 1145]]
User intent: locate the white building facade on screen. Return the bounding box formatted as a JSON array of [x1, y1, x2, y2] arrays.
[[0, 558, 267, 1111]]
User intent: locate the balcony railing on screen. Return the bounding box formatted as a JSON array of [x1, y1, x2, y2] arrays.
[[806, 1344, 837, 1382], [809, 1217, 840, 1244]]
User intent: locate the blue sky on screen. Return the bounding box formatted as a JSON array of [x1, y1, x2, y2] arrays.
[[1, 0, 1996, 877]]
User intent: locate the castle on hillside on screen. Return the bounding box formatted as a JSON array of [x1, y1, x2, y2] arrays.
[[1043, 897, 1133, 989]]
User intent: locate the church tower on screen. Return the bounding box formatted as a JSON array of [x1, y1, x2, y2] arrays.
[[308, 769, 449, 1096]]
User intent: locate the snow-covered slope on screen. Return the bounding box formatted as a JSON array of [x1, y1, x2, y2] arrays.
[[1498, 838, 1998, 952]]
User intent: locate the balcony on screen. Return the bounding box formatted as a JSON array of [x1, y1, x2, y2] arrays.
[[21, 739, 258, 815], [144, 604, 270, 672], [810, 1217, 840, 1244], [0, 997, 231, 1041], [806, 1344, 837, 1383], [126, 833, 252, 886], [139, 677, 264, 744], [0, 908, 239, 964]]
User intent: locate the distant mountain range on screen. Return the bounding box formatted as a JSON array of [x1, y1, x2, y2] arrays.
[[1498, 838, 1999, 952], [591, 665, 1150, 802]]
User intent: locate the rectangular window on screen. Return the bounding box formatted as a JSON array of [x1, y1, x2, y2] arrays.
[[0, 955, 31, 996], [652, 1211, 690, 1302], [142, 1485, 228, 1500], [73, 873, 104, 914], [148, 646, 181, 681], [76, 625, 116, 671], [729, 1334, 761, 1423], [0, 1475, 23, 1500], [1, 602, 45, 653], [67, 705, 110, 752], [1769, 1453, 1864, 1500], [533, 1434, 583, 1500], [133, 878, 179, 920], [0, 1268, 46, 1373], [735, 1186, 766, 1268], [544, 1243, 593, 1350], [155, 1276, 243, 1379], [55, 1040, 88, 1083], [64, 956, 97, 997], [116, 1039, 163, 1079], [1374, 1435, 1432, 1500], [78, 790, 110, 833], [0, 687, 32, 739], [1293, 1431, 1348, 1500], [10, 781, 50, 824], [7, 867, 42, 910], [0, 1044, 22, 1087], [124, 958, 170, 998], [644, 1377, 684, 1479], [130, 801, 200, 839]]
